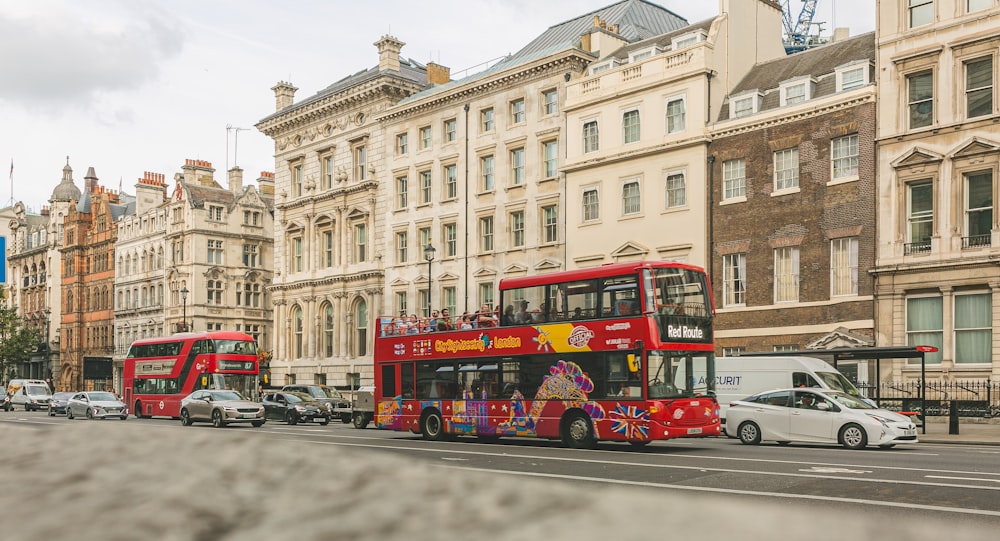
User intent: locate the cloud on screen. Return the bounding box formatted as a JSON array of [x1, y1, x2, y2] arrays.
[[0, 2, 184, 113]]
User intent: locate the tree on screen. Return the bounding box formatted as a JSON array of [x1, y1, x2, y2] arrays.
[[0, 306, 40, 384]]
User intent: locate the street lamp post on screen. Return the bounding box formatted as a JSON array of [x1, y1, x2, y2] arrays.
[[180, 287, 189, 332], [43, 309, 51, 382], [423, 243, 436, 317]]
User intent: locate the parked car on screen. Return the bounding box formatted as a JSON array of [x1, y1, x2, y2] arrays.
[[281, 384, 352, 423], [66, 391, 129, 420], [180, 389, 265, 428], [262, 391, 330, 425], [48, 392, 75, 416], [726, 388, 919, 450]]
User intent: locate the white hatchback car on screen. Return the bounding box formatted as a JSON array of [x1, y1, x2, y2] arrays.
[[66, 391, 129, 420], [727, 388, 918, 449]]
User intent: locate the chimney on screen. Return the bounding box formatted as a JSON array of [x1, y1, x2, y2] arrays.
[[832, 27, 850, 42], [271, 81, 298, 111], [135, 171, 167, 214], [257, 171, 275, 197], [228, 166, 244, 194], [374, 35, 405, 72], [84, 166, 99, 193], [426, 62, 451, 85], [181, 159, 216, 186]]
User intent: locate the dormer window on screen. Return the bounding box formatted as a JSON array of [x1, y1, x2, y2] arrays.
[[779, 77, 814, 106], [729, 91, 762, 118], [672, 30, 707, 50], [835, 61, 871, 92], [589, 59, 620, 75], [629, 47, 659, 63]]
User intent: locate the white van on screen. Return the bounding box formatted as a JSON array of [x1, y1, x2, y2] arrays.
[[715, 356, 863, 430], [5, 379, 53, 411]]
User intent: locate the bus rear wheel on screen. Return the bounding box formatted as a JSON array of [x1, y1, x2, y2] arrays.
[[134, 402, 145, 419], [353, 412, 370, 429], [562, 412, 596, 449], [421, 410, 445, 441]]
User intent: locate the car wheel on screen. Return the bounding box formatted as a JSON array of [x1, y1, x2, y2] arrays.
[[48, 408, 54, 417], [341, 413, 352, 424], [420, 410, 445, 441], [25, 404, 31, 412], [67, 408, 74, 419], [353, 412, 369, 429], [251, 421, 264, 427], [840, 423, 868, 450], [86, 408, 95, 420], [738, 421, 762, 445], [285, 411, 298, 425], [319, 416, 330, 426], [180, 409, 193, 426], [120, 415, 128, 421], [212, 410, 226, 428], [561, 411, 596, 449]]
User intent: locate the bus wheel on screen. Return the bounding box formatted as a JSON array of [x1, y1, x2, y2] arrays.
[[180, 409, 193, 426], [134, 402, 144, 419], [212, 410, 226, 428], [421, 410, 445, 441], [562, 412, 596, 449], [352, 412, 369, 429]]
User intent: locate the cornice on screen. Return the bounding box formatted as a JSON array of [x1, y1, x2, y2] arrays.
[[711, 93, 875, 139], [268, 269, 386, 292], [561, 135, 710, 173], [275, 179, 379, 211]]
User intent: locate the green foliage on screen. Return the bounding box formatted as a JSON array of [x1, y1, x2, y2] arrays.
[[0, 306, 41, 383]]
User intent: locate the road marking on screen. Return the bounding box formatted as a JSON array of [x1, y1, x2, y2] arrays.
[[799, 467, 871, 474], [926, 476, 1000, 483], [441, 457, 468, 461]]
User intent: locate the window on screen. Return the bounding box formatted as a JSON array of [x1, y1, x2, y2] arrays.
[[838, 65, 867, 92], [354, 145, 366, 180], [419, 227, 431, 250], [480, 216, 494, 252], [419, 171, 432, 204], [292, 237, 303, 272], [543, 140, 558, 178], [444, 223, 457, 257], [830, 237, 859, 297], [955, 293, 992, 363], [622, 180, 640, 215], [774, 148, 799, 190], [543, 205, 558, 243], [672, 30, 706, 49], [722, 347, 745, 357], [583, 120, 599, 153], [908, 181, 933, 252], [443, 287, 457, 317], [589, 60, 618, 75], [908, 71, 933, 128], [622, 109, 640, 143], [965, 171, 992, 247], [293, 164, 303, 197], [909, 0, 933, 28], [723, 159, 746, 200], [583, 188, 600, 222], [481, 108, 494, 132], [510, 148, 525, 186], [774, 247, 800, 303], [293, 306, 303, 358], [396, 231, 408, 263], [722, 253, 746, 307], [543, 89, 558, 115], [665, 172, 686, 208], [323, 155, 334, 189], [481, 155, 494, 191], [355, 224, 367, 263], [831, 135, 859, 180], [395, 292, 408, 316], [782, 82, 807, 105], [396, 133, 408, 154], [321, 231, 333, 267], [666, 97, 685, 133], [208, 279, 223, 305], [396, 176, 408, 209], [966, 57, 993, 118], [906, 296, 942, 363], [444, 164, 457, 199], [207, 239, 223, 264], [241, 283, 261, 308], [243, 244, 259, 268], [510, 99, 525, 124], [479, 283, 494, 310], [510, 211, 525, 247], [444, 119, 457, 142], [323, 304, 334, 357], [419, 126, 431, 149], [731, 95, 756, 118], [418, 290, 429, 318], [629, 47, 657, 62], [208, 205, 223, 221], [355, 300, 367, 357], [968, 0, 992, 12]]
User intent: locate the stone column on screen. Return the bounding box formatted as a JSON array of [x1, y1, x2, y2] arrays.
[[940, 286, 953, 373]]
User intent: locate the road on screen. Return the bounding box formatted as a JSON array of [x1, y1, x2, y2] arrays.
[[8, 410, 1000, 529]]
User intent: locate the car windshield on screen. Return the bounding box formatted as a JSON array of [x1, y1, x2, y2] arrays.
[[209, 391, 244, 401], [318, 387, 343, 399], [815, 371, 863, 397], [89, 392, 117, 402], [53, 392, 74, 400], [285, 392, 312, 403], [26, 386, 49, 396], [825, 391, 876, 410]]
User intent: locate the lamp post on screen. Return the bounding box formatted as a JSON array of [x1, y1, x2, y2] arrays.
[[42, 309, 51, 382], [180, 287, 189, 332], [423, 243, 436, 317]]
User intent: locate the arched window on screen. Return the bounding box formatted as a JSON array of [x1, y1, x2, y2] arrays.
[[293, 306, 304, 359], [322, 303, 334, 357], [355, 299, 368, 357]]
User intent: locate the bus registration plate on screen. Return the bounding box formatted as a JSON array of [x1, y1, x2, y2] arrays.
[[687, 427, 702, 435]]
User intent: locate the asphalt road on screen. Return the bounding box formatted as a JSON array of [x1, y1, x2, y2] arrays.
[[8, 409, 1000, 529]]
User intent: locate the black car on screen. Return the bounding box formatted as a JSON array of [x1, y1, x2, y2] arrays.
[[281, 384, 352, 423], [262, 391, 330, 426], [48, 392, 75, 416]]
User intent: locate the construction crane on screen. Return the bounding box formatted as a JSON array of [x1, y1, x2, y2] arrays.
[[781, 0, 826, 54]]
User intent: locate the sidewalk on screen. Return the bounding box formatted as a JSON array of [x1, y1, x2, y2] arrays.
[[916, 417, 1000, 445]]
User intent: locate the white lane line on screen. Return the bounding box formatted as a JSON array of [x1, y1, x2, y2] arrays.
[[926, 476, 1000, 483]]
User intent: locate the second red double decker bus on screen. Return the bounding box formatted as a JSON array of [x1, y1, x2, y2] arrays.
[[372, 261, 720, 448]]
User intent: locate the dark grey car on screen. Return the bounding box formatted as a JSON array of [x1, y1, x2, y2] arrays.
[[262, 391, 330, 425]]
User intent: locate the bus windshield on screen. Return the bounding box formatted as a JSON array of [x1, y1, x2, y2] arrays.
[[647, 351, 715, 399], [650, 267, 710, 317], [214, 339, 258, 354]]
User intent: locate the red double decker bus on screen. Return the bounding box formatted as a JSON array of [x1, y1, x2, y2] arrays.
[[123, 331, 260, 419], [372, 261, 720, 448]]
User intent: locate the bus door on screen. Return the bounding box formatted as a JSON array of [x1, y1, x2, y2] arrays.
[[379, 362, 415, 400]]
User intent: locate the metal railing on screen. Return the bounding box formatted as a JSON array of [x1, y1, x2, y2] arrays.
[[857, 380, 1000, 418]]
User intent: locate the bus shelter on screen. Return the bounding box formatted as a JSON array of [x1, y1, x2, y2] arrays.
[[739, 346, 936, 434]]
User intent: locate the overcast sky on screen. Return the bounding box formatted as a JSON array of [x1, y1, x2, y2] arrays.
[[0, 0, 874, 213]]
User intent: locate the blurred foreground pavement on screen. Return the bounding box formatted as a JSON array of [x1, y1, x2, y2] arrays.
[[1, 423, 995, 540]]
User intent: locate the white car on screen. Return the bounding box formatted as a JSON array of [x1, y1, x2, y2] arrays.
[[66, 391, 129, 420], [726, 388, 918, 449]]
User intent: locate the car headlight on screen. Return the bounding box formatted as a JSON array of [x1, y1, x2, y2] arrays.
[[865, 413, 892, 427], [223, 406, 239, 412], [294, 405, 306, 412], [325, 403, 334, 411]]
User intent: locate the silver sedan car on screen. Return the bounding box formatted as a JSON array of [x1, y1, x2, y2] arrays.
[[180, 390, 265, 428], [66, 392, 129, 420]]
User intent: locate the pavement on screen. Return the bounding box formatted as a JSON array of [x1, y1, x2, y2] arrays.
[[914, 417, 1000, 445]]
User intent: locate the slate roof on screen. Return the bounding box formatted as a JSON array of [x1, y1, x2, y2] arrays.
[[718, 32, 876, 121], [600, 17, 714, 62], [182, 180, 235, 209]]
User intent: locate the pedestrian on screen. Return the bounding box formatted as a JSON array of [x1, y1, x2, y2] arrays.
[[477, 304, 498, 328]]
